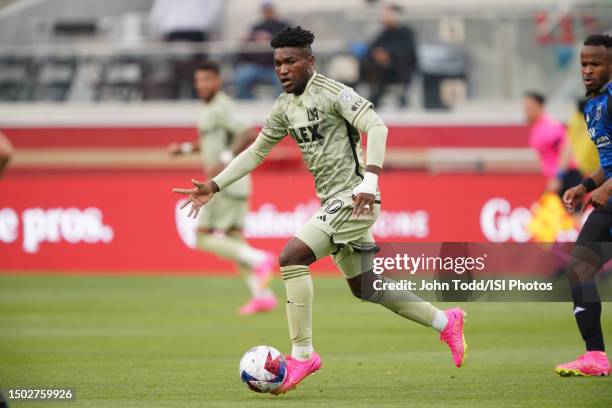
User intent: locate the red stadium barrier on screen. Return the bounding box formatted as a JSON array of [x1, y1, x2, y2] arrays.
[[0, 170, 566, 275], [0, 125, 529, 149]]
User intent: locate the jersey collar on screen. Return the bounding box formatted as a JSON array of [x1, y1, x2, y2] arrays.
[[599, 80, 612, 95], [304, 71, 318, 93], [291, 71, 318, 105]]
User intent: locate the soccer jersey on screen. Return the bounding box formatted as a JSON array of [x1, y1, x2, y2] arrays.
[[259, 72, 374, 202], [584, 83, 612, 181], [198, 91, 251, 198]]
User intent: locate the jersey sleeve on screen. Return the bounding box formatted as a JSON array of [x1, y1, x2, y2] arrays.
[[259, 97, 289, 143], [332, 86, 373, 127]]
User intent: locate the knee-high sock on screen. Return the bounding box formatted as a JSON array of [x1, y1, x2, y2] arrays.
[[281, 265, 313, 360], [368, 276, 440, 327], [571, 282, 605, 352], [197, 232, 266, 268]]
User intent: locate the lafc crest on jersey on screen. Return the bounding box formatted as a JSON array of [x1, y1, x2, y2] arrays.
[[307, 107, 319, 121]]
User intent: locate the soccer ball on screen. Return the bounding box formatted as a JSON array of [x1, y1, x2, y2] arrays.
[[239, 345, 287, 393]]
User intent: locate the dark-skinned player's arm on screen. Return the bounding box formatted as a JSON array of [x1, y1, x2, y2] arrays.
[[173, 125, 283, 219], [350, 107, 388, 217], [208, 127, 259, 178], [563, 167, 605, 213], [588, 170, 612, 209]]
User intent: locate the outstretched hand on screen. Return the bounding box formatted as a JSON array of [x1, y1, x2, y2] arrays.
[[172, 179, 216, 218]]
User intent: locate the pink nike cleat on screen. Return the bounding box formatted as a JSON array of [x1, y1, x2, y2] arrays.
[[271, 352, 322, 395], [440, 307, 468, 368], [254, 252, 277, 289], [555, 351, 611, 377], [238, 296, 278, 316]]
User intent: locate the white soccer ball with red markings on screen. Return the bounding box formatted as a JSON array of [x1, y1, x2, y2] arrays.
[[239, 345, 287, 393]]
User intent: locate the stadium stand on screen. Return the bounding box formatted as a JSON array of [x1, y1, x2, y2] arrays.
[[0, 0, 610, 173]]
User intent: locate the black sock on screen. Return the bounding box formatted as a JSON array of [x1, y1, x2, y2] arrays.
[[571, 282, 605, 352]]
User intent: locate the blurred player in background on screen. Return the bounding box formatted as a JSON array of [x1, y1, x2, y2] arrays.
[[0, 131, 14, 179], [524, 91, 581, 196], [174, 26, 467, 394], [169, 61, 277, 315], [557, 34, 612, 377]]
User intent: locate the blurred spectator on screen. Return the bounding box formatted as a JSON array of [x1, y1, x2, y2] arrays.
[[233, 1, 288, 99], [523, 92, 581, 196], [359, 4, 418, 107], [0, 131, 14, 179], [149, 0, 222, 42], [149, 0, 223, 99]]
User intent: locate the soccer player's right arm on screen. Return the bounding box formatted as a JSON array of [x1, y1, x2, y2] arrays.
[[212, 101, 288, 191], [212, 136, 279, 189]]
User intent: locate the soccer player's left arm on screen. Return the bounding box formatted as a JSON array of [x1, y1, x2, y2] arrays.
[[589, 175, 612, 209], [333, 87, 388, 216], [352, 108, 388, 216]]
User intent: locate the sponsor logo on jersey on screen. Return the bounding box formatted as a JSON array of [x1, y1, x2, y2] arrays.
[[289, 124, 324, 147], [595, 134, 611, 148]]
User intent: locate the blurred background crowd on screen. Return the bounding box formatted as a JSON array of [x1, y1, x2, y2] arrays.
[[0, 0, 609, 109]]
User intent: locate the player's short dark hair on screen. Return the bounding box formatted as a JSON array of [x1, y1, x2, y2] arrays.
[[196, 60, 220, 75], [270, 26, 315, 53], [583, 34, 611, 48], [524, 91, 546, 106]]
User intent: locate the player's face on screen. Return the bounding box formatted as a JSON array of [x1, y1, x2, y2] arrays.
[[194, 70, 222, 101], [273, 47, 315, 94], [580, 45, 610, 94], [523, 96, 542, 125]]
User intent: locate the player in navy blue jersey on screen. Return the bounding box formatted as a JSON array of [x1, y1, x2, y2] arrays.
[[556, 34, 612, 377]]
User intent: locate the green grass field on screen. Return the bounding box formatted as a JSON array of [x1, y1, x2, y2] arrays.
[[1, 273, 611, 408]]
